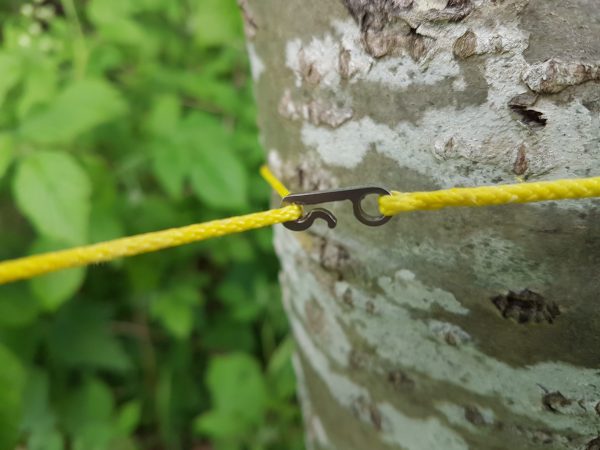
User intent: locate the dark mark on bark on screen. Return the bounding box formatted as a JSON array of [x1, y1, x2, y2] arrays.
[[369, 404, 383, 431], [509, 92, 546, 128], [366, 300, 376, 315], [341, 0, 414, 32], [513, 144, 529, 176], [464, 405, 486, 426], [342, 287, 354, 308], [387, 369, 415, 390], [349, 349, 368, 369], [523, 59, 600, 95], [279, 89, 354, 129], [453, 30, 477, 59], [595, 401, 600, 416], [542, 391, 572, 413], [305, 299, 326, 335], [587, 437, 600, 450], [491, 289, 560, 324], [237, 0, 258, 39], [342, 0, 477, 59], [362, 21, 433, 60], [351, 396, 383, 431], [313, 236, 351, 280]]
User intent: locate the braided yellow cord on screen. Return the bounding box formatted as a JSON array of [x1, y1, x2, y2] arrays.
[[1, 165, 600, 286], [0, 206, 301, 285], [260, 165, 290, 197], [379, 177, 600, 215]]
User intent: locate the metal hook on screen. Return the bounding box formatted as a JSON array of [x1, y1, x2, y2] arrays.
[[282, 186, 392, 231]]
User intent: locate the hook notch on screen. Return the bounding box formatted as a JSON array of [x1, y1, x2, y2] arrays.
[[282, 186, 391, 231]]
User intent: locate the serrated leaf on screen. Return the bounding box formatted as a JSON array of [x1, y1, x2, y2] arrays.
[[29, 238, 86, 311], [0, 134, 14, 181], [13, 151, 92, 245], [19, 79, 126, 144], [0, 344, 24, 450], [185, 113, 248, 210]]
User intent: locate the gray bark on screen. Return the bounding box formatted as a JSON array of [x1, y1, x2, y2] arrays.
[[243, 0, 600, 448]]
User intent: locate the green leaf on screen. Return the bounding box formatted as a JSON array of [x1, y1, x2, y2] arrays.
[[0, 52, 22, 107], [196, 353, 267, 438], [190, 0, 243, 47], [19, 79, 127, 144], [151, 285, 200, 339], [144, 94, 181, 138], [88, 0, 137, 24], [0, 284, 40, 327], [185, 113, 248, 210], [29, 238, 86, 311], [13, 151, 92, 245], [151, 141, 188, 199], [28, 428, 65, 450], [17, 60, 58, 119], [267, 337, 297, 400], [21, 370, 56, 434], [48, 302, 131, 372], [0, 133, 14, 181], [0, 344, 24, 450], [63, 378, 114, 436], [194, 411, 245, 439], [64, 378, 117, 450], [114, 401, 141, 436]]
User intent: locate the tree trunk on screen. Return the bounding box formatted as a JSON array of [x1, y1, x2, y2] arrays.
[[243, 0, 600, 448]]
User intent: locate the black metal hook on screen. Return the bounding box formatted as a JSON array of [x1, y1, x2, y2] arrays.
[[282, 186, 392, 231]]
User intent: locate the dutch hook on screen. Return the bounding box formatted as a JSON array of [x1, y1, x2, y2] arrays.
[[282, 186, 392, 231]]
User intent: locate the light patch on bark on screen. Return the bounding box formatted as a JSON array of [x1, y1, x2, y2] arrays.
[[280, 247, 470, 450], [280, 8, 598, 212], [301, 109, 599, 210], [523, 59, 600, 95], [436, 402, 496, 432], [275, 228, 600, 441], [468, 231, 551, 290], [333, 18, 460, 89], [378, 402, 469, 449], [279, 88, 354, 128], [286, 36, 342, 88], [292, 354, 327, 450], [428, 320, 472, 346], [377, 269, 469, 314], [246, 43, 265, 81]]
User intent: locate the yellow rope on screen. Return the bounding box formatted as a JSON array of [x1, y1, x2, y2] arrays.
[[0, 206, 302, 285], [379, 177, 600, 215], [260, 165, 290, 197], [1, 164, 599, 286]]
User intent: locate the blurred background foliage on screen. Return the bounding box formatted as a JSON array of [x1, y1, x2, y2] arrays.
[[0, 1, 304, 449]]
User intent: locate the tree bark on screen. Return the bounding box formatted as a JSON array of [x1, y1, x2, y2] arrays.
[[243, 0, 600, 448]]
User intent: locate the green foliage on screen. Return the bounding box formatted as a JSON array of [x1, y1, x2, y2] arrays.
[[0, 1, 303, 449]]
